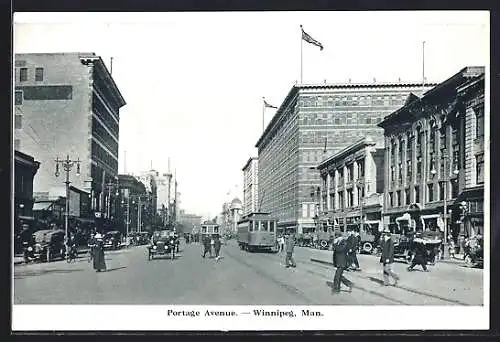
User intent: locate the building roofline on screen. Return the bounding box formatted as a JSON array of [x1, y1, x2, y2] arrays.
[[317, 137, 378, 169], [79, 54, 126, 108], [378, 66, 485, 129], [242, 157, 258, 171], [255, 81, 439, 149]]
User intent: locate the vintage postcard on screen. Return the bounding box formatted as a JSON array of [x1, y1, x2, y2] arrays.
[[11, 10, 490, 331]]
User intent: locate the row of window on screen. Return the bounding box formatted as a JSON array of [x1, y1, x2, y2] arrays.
[[18, 67, 44, 82], [247, 220, 276, 232], [387, 179, 461, 208], [298, 94, 407, 108], [301, 116, 384, 126]]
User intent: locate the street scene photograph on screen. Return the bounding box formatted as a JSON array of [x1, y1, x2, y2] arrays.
[[12, 11, 489, 331]]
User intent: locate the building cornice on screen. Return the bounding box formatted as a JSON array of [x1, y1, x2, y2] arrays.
[[378, 66, 484, 130], [80, 54, 126, 109]]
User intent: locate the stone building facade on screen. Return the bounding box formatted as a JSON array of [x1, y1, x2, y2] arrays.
[[456, 73, 485, 237], [317, 137, 385, 237], [377, 66, 485, 241]]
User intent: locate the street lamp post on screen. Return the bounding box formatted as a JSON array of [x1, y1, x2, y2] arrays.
[[121, 196, 130, 236], [55, 155, 81, 260], [105, 177, 119, 220], [431, 153, 459, 260]]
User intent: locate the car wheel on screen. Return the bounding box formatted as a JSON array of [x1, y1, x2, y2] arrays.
[[362, 242, 373, 254], [464, 254, 473, 267]]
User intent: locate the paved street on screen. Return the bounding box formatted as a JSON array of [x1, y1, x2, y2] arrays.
[[13, 239, 483, 306]]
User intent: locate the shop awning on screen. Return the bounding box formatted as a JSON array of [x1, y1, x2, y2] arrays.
[[18, 215, 35, 220], [33, 202, 54, 211]]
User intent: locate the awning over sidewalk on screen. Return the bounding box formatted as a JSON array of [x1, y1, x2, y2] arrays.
[[33, 202, 54, 211]]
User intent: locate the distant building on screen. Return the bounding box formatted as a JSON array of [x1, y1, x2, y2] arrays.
[[256, 82, 435, 234], [118, 174, 147, 234], [242, 157, 259, 216], [14, 52, 126, 226], [229, 197, 243, 233], [317, 137, 385, 235], [178, 210, 202, 234], [378, 66, 485, 241]]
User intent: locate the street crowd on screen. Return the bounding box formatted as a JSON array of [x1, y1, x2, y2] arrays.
[[276, 228, 448, 295]]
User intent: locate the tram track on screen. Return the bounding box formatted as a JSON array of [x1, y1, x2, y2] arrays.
[[223, 247, 315, 304], [233, 245, 468, 306]]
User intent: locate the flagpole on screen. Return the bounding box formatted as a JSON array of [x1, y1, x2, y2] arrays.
[[300, 25, 303, 84], [262, 97, 265, 132], [422, 41, 425, 93]]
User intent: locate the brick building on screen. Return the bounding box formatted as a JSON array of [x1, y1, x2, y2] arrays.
[[377, 66, 485, 242], [242, 157, 259, 216], [256, 82, 435, 234], [14, 53, 126, 227]]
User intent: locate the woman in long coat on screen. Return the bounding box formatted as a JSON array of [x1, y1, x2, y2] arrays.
[[91, 233, 107, 272]]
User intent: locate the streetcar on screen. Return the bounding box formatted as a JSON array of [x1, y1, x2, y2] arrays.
[[237, 212, 278, 252], [201, 221, 220, 236]]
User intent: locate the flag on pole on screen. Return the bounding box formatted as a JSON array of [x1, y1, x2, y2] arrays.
[[301, 25, 324, 51], [263, 99, 277, 109]]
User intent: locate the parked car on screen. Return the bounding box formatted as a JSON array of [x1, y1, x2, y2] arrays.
[[31, 229, 66, 262], [103, 231, 122, 250]]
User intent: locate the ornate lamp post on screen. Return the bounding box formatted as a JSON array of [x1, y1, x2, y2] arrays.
[[430, 154, 459, 259], [55, 155, 81, 260]]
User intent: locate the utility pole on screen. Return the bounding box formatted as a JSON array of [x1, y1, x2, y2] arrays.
[[55, 155, 81, 260]]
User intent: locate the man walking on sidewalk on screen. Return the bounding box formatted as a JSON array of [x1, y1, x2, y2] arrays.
[[284, 232, 296, 268], [332, 233, 353, 294], [380, 228, 399, 286]]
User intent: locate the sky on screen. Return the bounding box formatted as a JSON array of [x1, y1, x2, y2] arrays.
[[13, 11, 489, 219]]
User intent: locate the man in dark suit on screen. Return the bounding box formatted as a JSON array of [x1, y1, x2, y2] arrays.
[[346, 230, 360, 271], [380, 228, 399, 286], [407, 232, 429, 272], [202, 235, 211, 258], [332, 234, 353, 294]]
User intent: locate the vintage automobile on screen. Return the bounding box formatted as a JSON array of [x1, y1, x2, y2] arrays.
[[147, 230, 177, 260], [103, 231, 122, 250], [31, 229, 66, 262]]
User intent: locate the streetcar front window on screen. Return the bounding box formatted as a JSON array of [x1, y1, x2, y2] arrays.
[[202, 227, 207, 233], [269, 221, 275, 232], [214, 226, 219, 233]]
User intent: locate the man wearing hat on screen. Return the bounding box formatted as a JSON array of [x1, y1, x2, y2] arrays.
[[331, 232, 353, 294], [380, 227, 399, 286], [407, 232, 429, 272]]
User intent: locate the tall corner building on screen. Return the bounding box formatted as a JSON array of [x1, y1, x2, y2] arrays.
[[256, 82, 435, 234], [14, 52, 126, 217], [242, 157, 258, 216]]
